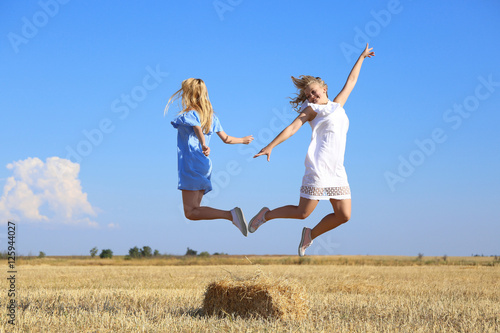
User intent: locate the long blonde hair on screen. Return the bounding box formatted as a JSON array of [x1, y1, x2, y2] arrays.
[[165, 78, 214, 134], [289, 75, 328, 112]]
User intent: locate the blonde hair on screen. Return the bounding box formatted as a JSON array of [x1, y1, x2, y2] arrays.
[[165, 78, 214, 134], [289, 75, 328, 112]]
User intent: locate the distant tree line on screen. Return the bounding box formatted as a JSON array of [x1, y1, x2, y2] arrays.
[[1, 247, 230, 259], [127, 246, 161, 258], [185, 247, 227, 257], [89, 247, 113, 259]]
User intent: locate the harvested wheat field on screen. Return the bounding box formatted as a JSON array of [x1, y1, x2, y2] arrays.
[[0, 257, 499, 332]]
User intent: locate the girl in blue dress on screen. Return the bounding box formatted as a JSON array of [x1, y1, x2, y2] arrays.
[[166, 78, 254, 236]]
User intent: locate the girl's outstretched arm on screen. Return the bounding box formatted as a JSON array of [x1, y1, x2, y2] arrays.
[[217, 132, 254, 144], [193, 125, 210, 156], [333, 43, 375, 108], [254, 107, 316, 161]]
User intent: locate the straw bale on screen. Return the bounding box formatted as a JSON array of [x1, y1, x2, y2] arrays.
[[202, 272, 309, 320]]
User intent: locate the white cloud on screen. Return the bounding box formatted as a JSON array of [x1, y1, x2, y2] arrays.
[[107, 223, 120, 229], [0, 157, 97, 226]]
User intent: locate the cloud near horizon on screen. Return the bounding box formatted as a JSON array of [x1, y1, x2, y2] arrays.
[[0, 157, 98, 227]]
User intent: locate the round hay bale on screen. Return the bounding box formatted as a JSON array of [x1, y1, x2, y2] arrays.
[[202, 272, 309, 320]]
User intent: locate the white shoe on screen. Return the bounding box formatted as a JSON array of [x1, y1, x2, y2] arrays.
[[298, 227, 313, 257], [248, 207, 270, 233], [231, 207, 248, 237]]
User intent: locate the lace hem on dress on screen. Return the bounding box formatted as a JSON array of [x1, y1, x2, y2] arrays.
[[300, 185, 351, 200]]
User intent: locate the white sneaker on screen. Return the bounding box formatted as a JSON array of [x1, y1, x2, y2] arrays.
[[298, 227, 313, 257], [231, 207, 248, 237], [248, 207, 270, 233]]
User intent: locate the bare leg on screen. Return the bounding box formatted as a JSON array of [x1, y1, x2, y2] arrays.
[[311, 199, 351, 239], [182, 190, 232, 221], [265, 197, 319, 221]]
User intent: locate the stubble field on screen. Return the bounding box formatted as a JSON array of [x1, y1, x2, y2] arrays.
[[1, 256, 499, 332]]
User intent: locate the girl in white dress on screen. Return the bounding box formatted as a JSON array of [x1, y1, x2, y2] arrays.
[[251, 44, 374, 256]]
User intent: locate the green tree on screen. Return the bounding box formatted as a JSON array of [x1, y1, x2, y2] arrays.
[[38, 251, 46, 258], [185, 247, 197, 256], [100, 249, 113, 259], [129, 246, 140, 258], [90, 247, 98, 258], [198, 251, 210, 258], [141, 246, 152, 257], [153, 249, 160, 256]]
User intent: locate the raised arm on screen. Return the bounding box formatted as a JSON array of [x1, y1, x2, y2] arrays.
[[333, 43, 375, 108], [217, 131, 254, 145], [254, 107, 316, 161]]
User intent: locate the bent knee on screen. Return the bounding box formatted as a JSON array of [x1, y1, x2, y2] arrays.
[[339, 212, 350, 224], [297, 211, 312, 220], [184, 209, 199, 221]]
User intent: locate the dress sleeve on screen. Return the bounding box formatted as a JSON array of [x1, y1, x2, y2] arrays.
[[300, 100, 310, 112], [171, 110, 201, 129], [212, 114, 224, 133], [308, 101, 338, 116]]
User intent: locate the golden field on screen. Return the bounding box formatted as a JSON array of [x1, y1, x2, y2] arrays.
[[1, 256, 499, 332]]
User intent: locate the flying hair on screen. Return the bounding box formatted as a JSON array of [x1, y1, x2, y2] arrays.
[[164, 78, 214, 134], [289, 75, 328, 112]]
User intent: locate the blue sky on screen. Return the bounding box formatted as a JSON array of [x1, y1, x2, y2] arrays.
[[1, 1, 499, 257]]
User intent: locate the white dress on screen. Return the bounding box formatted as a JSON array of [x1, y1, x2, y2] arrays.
[[299, 100, 351, 200]]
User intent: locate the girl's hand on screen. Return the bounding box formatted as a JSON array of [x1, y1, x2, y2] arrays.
[[361, 43, 375, 58], [253, 146, 273, 162], [202, 144, 210, 156], [242, 135, 254, 144]]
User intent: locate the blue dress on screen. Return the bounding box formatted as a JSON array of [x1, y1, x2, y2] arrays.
[[171, 110, 223, 194]]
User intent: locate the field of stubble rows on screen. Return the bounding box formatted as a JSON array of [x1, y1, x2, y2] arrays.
[[1, 256, 499, 332]]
